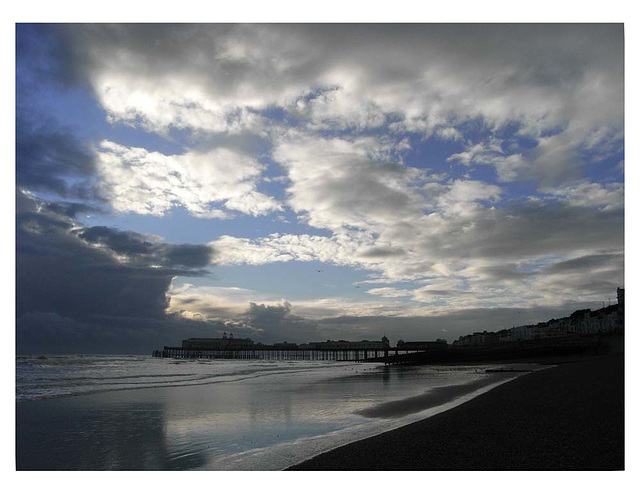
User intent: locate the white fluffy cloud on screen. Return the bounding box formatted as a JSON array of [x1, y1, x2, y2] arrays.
[[210, 232, 376, 267], [272, 133, 423, 231], [61, 25, 622, 184], [95, 141, 281, 217], [540, 181, 624, 211]]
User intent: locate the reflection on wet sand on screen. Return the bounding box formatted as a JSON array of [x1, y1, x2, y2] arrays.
[[17, 361, 527, 470]]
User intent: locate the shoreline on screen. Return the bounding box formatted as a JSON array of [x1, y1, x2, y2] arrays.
[[213, 371, 529, 470], [288, 354, 624, 470]]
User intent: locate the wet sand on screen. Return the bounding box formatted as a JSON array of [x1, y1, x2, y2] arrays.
[[355, 375, 517, 419], [288, 354, 624, 470]]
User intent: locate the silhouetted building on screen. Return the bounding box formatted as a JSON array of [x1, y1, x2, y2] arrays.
[[397, 339, 448, 350], [453, 331, 499, 347], [182, 336, 254, 350], [308, 337, 389, 350], [617, 287, 624, 315], [473, 288, 624, 345], [273, 341, 298, 348]]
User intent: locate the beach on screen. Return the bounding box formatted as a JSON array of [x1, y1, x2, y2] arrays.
[[16, 357, 527, 470], [288, 354, 624, 470]]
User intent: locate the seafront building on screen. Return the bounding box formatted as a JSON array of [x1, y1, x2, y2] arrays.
[[182, 332, 255, 350], [396, 339, 448, 350], [453, 288, 624, 347], [304, 337, 390, 350]]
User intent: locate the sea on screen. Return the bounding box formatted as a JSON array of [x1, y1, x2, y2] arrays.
[[16, 354, 539, 470]]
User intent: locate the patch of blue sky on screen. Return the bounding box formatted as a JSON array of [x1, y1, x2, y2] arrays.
[[403, 134, 465, 172], [580, 147, 624, 184], [82, 204, 330, 245], [256, 105, 290, 125], [176, 261, 372, 301], [498, 179, 541, 202], [256, 161, 289, 196], [462, 163, 501, 186]]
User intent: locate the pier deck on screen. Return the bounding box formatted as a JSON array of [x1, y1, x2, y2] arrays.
[[153, 346, 423, 362]]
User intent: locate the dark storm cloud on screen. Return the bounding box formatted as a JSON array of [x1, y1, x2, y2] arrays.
[[16, 114, 98, 199], [77, 226, 155, 255], [16, 192, 217, 354], [41, 201, 101, 218], [16, 24, 85, 94], [17, 25, 102, 202], [18, 208, 175, 321], [154, 244, 214, 268], [16, 311, 234, 356], [76, 226, 214, 268]]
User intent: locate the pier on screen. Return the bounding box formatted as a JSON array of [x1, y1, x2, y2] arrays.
[[153, 334, 417, 363], [153, 346, 429, 363], [151, 334, 611, 365]]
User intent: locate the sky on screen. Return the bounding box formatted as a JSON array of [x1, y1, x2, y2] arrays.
[[15, 23, 624, 354]]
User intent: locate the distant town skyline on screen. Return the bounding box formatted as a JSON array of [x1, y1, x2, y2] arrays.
[[16, 24, 624, 354]]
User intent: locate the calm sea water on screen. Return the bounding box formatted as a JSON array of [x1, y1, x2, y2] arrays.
[[16, 355, 535, 470]]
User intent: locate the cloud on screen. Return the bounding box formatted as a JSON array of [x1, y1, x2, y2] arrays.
[[209, 233, 371, 266], [167, 284, 271, 320], [366, 287, 413, 298], [48, 24, 306, 134], [76, 226, 214, 268], [95, 140, 281, 217], [435, 126, 463, 141], [246, 300, 292, 327], [540, 181, 624, 211], [545, 252, 623, 275], [447, 138, 527, 182], [16, 114, 98, 199], [357, 246, 408, 259], [44, 24, 622, 185], [16, 191, 221, 353], [40, 201, 102, 218], [209, 197, 623, 309], [272, 132, 425, 232], [435, 179, 502, 217]]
